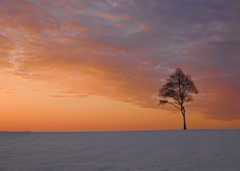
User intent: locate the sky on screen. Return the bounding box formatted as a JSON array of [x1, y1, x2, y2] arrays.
[[0, 0, 240, 131]]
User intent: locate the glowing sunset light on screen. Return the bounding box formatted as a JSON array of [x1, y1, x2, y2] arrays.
[[0, 0, 240, 132]]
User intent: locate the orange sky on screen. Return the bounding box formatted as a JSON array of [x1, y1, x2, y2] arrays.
[[0, 0, 240, 131]]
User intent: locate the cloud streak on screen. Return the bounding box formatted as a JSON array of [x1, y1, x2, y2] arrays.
[[1, 0, 240, 120]]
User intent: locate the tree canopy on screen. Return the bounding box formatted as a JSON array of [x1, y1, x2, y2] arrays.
[[159, 67, 199, 129]]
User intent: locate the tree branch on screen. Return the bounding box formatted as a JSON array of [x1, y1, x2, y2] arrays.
[[167, 102, 181, 110]]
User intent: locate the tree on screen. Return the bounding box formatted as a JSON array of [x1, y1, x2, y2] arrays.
[[159, 67, 198, 130]]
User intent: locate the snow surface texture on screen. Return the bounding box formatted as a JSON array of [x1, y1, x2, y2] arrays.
[[0, 130, 239, 171]]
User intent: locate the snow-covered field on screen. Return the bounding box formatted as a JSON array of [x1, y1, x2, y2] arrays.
[[0, 129, 239, 171]]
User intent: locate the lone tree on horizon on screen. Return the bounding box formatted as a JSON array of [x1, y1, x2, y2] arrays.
[[159, 67, 198, 130]]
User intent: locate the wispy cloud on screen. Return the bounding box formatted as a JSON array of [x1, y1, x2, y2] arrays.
[[27, 89, 41, 93], [1, 0, 240, 120]]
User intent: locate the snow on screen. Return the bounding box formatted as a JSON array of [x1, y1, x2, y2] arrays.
[[0, 129, 239, 171]]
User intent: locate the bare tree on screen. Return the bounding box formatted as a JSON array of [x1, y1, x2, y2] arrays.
[[159, 68, 198, 130]]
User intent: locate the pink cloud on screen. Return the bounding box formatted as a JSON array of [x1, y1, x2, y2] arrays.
[[97, 12, 118, 19], [139, 24, 149, 30], [113, 22, 125, 29], [1, 0, 240, 121], [215, 36, 224, 41]]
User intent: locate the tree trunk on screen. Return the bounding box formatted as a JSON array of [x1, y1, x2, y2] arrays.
[[181, 106, 187, 130], [183, 113, 187, 130]]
